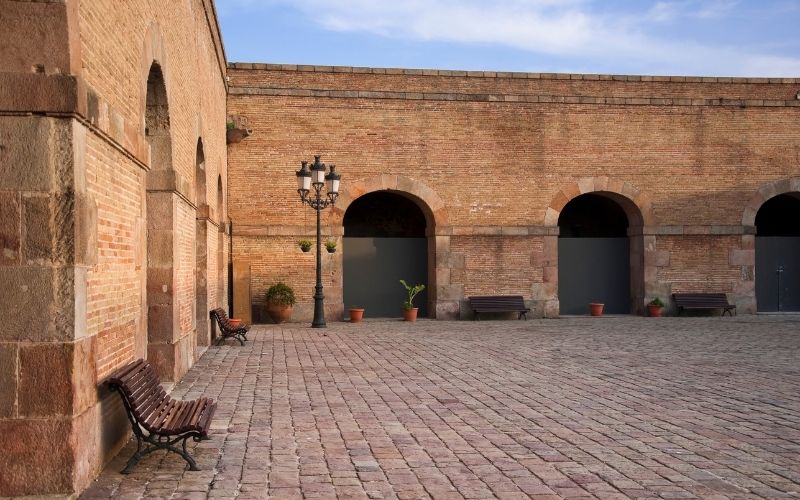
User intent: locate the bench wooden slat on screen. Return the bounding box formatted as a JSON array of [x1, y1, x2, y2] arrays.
[[468, 295, 530, 320], [106, 358, 216, 472], [211, 308, 249, 345], [673, 293, 736, 317]]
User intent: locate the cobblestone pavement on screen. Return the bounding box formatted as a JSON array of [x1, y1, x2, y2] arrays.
[[82, 316, 800, 499]]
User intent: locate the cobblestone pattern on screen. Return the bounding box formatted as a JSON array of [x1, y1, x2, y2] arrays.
[[83, 316, 800, 499]]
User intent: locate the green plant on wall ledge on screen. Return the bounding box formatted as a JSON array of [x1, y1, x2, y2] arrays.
[[325, 240, 337, 253], [298, 239, 312, 252], [400, 279, 425, 310], [648, 297, 665, 307]]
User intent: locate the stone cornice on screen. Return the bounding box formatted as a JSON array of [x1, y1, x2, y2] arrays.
[[228, 62, 800, 85], [229, 86, 800, 108]]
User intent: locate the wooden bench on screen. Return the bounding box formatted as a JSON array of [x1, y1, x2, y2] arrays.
[[106, 359, 216, 473], [673, 293, 736, 317], [468, 295, 530, 320], [210, 308, 249, 345]]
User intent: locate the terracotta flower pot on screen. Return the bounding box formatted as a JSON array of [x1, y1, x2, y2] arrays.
[[228, 318, 242, 327], [349, 308, 364, 323], [648, 304, 664, 317], [266, 303, 293, 324], [403, 308, 418, 322], [589, 303, 604, 316]]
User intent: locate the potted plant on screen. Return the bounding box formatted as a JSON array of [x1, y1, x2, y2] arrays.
[[265, 282, 296, 324], [325, 240, 337, 253], [400, 279, 425, 321], [226, 119, 252, 144], [298, 239, 312, 253], [589, 302, 604, 316], [349, 305, 365, 323], [648, 297, 665, 317]]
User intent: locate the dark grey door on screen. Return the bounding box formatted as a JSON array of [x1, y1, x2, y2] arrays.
[[344, 237, 428, 317], [756, 237, 800, 312], [558, 238, 630, 315]]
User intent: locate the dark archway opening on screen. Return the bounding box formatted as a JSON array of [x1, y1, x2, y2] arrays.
[[755, 193, 800, 311], [558, 193, 634, 315], [343, 192, 429, 317], [195, 138, 209, 346]]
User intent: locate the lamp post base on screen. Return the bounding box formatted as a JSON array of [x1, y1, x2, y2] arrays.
[[311, 292, 326, 328]]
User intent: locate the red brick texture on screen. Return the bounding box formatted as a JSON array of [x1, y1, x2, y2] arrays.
[[0, 0, 228, 496], [227, 65, 800, 319]]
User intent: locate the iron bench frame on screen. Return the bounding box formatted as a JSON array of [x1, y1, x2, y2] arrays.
[[210, 308, 249, 345], [106, 359, 216, 473], [468, 295, 530, 320], [672, 293, 737, 317]]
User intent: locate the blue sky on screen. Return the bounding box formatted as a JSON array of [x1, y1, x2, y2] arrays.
[[216, 0, 800, 77]]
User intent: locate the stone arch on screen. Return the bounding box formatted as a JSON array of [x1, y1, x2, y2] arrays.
[[144, 53, 181, 379], [545, 177, 653, 228], [140, 22, 169, 137], [333, 175, 448, 232], [335, 175, 449, 318], [545, 177, 653, 316], [195, 138, 209, 346], [742, 177, 800, 228]]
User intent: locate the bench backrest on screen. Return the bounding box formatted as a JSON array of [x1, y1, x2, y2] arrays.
[[469, 295, 527, 309], [673, 293, 731, 307], [211, 308, 232, 329], [107, 359, 168, 424]]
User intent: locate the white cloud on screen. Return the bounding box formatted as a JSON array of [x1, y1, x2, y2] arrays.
[[217, 0, 800, 77]]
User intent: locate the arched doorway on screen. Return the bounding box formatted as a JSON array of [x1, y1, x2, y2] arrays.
[[558, 192, 643, 314], [755, 193, 800, 311], [343, 192, 429, 317], [144, 62, 177, 378], [194, 139, 209, 346]]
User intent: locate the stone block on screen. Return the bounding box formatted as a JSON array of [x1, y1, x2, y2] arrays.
[[146, 191, 175, 229], [437, 252, 464, 270], [0, 344, 17, 418], [147, 342, 177, 382], [0, 191, 21, 265], [147, 304, 175, 343], [22, 194, 53, 263], [0, 418, 74, 496], [71, 404, 101, 494], [436, 284, 464, 301], [0, 116, 53, 192], [74, 193, 98, 267], [0, 266, 66, 341], [19, 342, 73, 417], [543, 299, 560, 318], [435, 300, 460, 320], [72, 336, 97, 416], [729, 249, 754, 266]]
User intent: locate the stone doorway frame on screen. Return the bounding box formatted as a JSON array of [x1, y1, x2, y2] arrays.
[[333, 175, 450, 318], [545, 177, 655, 316]]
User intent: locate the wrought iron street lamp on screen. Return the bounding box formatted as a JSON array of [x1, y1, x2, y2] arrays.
[[296, 155, 341, 328]]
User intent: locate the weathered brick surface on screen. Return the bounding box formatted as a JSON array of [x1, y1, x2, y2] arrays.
[[227, 66, 800, 317], [0, 0, 228, 496], [84, 317, 800, 499]]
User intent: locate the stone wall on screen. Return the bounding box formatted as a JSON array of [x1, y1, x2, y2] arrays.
[[0, 0, 228, 495], [226, 64, 800, 320]]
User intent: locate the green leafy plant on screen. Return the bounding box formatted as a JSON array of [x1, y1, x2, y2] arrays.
[[399, 279, 425, 310], [325, 240, 337, 252], [648, 297, 665, 307], [226, 120, 235, 130], [298, 239, 312, 252], [266, 282, 296, 306]]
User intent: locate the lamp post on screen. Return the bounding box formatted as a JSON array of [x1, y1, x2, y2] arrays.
[[296, 155, 341, 328]]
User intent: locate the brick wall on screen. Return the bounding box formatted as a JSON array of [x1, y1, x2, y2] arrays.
[[0, 0, 228, 495], [227, 65, 800, 319]]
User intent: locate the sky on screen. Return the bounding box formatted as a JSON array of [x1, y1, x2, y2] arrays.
[[216, 0, 800, 77]]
